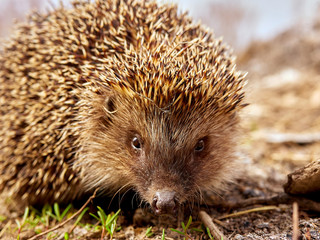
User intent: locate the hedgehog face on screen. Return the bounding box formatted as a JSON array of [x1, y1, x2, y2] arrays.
[[77, 88, 239, 214], [122, 106, 239, 215], [78, 91, 239, 215]]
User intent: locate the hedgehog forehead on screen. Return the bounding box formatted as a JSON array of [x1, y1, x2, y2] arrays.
[[96, 54, 245, 114], [100, 61, 207, 111]]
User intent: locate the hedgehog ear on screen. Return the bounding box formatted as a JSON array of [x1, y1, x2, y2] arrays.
[[230, 112, 238, 119], [105, 95, 117, 113]]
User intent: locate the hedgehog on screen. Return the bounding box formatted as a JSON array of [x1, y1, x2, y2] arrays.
[[0, 0, 246, 215]]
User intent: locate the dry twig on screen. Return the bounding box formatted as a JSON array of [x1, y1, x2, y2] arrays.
[[218, 206, 281, 220], [199, 210, 225, 240], [292, 202, 299, 240]]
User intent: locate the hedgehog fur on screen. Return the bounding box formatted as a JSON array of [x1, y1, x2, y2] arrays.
[[0, 0, 246, 210]]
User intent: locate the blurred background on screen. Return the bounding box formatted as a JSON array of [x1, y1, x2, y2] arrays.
[[1, 0, 320, 52]]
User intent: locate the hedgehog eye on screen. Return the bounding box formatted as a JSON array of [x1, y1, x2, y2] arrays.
[[194, 139, 205, 152], [132, 137, 142, 150]]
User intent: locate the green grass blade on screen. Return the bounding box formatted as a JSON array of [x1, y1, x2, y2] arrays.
[[22, 207, 29, 225], [53, 203, 61, 221], [42, 204, 52, 216], [74, 207, 89, 226], [60, 204, 72, 220], [185, 216, 192, 231], [105, 213, 111, 227], [64, 232, 69, 240], [104, 209, 121, 227], [108, 221, 116, 237], [206, 227, 213, 240], [46, 211, 58, 221], [162, 229, 165, 240], [181, 221, 186, 231], [89, 213, 100, 222], [15, 219, 21, 229], [97, 211, 105, 226], [170, 228, 184, 235], [191, 228, 203, 232], [145, 226, 154, 237]]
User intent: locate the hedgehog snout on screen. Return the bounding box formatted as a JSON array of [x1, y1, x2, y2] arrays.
[[151, 191, 178, 215]]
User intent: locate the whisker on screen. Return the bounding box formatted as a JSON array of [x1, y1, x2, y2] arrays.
[[120, 186, 135, 208], [131, 191, 140, 209], [108, 183, 131, 209]]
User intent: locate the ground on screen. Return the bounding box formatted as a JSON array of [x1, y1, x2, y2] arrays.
[[1, 12, 320, 240]]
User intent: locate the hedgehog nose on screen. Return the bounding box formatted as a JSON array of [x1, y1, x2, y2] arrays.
[[152, 191, 178, 215]]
